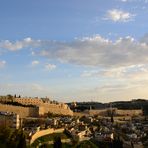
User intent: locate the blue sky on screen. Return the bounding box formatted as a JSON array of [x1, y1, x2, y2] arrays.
[[0, 0, 148, 102]]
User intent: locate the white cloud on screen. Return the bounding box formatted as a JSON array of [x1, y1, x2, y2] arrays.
[[45, 63, 56, 71], [0, 60, 6, 68], [38, 35, 148, 69], [0, 83, 50, 97], [121, 0, 128, 2], [104, 9, 135, 22], [31, 60, 39, 66], [119, 0, 148, 3], [1, 35, 148, 69], [119, 0, 135, 2], [0, 37, 41, 51], [81, 64, 148, 81]]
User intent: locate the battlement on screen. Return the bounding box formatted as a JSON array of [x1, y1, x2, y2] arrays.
[[0, 96, 73, 117], [0, 104, 39, 118]]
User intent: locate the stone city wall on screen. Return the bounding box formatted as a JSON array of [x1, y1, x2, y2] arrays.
[[39, 104, 73, 116], [0, 104, 39, 118], [10, 98, 73, 116], [116, 109, 143, 116], [88, 108, 142, 116], [88, 109, 109, 116]]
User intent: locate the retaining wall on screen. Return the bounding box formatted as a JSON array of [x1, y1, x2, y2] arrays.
[[30, 128, 64, 145]]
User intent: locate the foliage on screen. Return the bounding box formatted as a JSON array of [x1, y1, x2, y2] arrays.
[[112, 137, 123, 148], [53, 136, 62, 148], [46, 112, 71, 118], [0, 126, 26, 148], [75, 140, 98, 148], [2, 101, 36, 108], [47, 112, 61, 118], [31, 132, 69, 147]]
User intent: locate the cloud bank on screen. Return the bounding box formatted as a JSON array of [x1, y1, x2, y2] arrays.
[[0, 35, 148, 69]]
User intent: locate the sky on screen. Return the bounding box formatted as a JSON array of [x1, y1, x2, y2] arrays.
[[0, 0, 148, 102]]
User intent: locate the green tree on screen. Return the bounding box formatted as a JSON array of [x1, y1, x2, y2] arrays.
[[7, 94, 13, 102], [0, 126, 27, 148], [54, 136, 62, 148], [17, 131, 26, 148]]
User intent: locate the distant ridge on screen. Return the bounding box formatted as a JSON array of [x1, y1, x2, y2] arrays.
[[67, 99, 148, 115]]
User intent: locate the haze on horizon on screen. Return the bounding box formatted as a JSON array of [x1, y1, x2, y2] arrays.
[[0, 0, 148, 102]]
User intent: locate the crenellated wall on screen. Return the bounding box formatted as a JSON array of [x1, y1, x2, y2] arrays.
[[0, 97, 73, 117], [13, 98, 73, 116], [39, 104, 73, 116], [0, 103, 73, 117], [88, 109, 109, 116], [0, 104, 39, 118], [88, 108, 142, 116], [116, 109, 143, 116]]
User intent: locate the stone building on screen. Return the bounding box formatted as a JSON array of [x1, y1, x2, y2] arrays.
[[0, 112, 20, 129]]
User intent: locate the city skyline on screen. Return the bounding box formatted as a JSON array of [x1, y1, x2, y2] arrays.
[[0, 0, 148, 102]]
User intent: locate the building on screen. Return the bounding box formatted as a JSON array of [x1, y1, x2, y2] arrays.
[[0, 111, 20, 129], [12, 114, 20, 129], [14, 97, 43, 106]]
